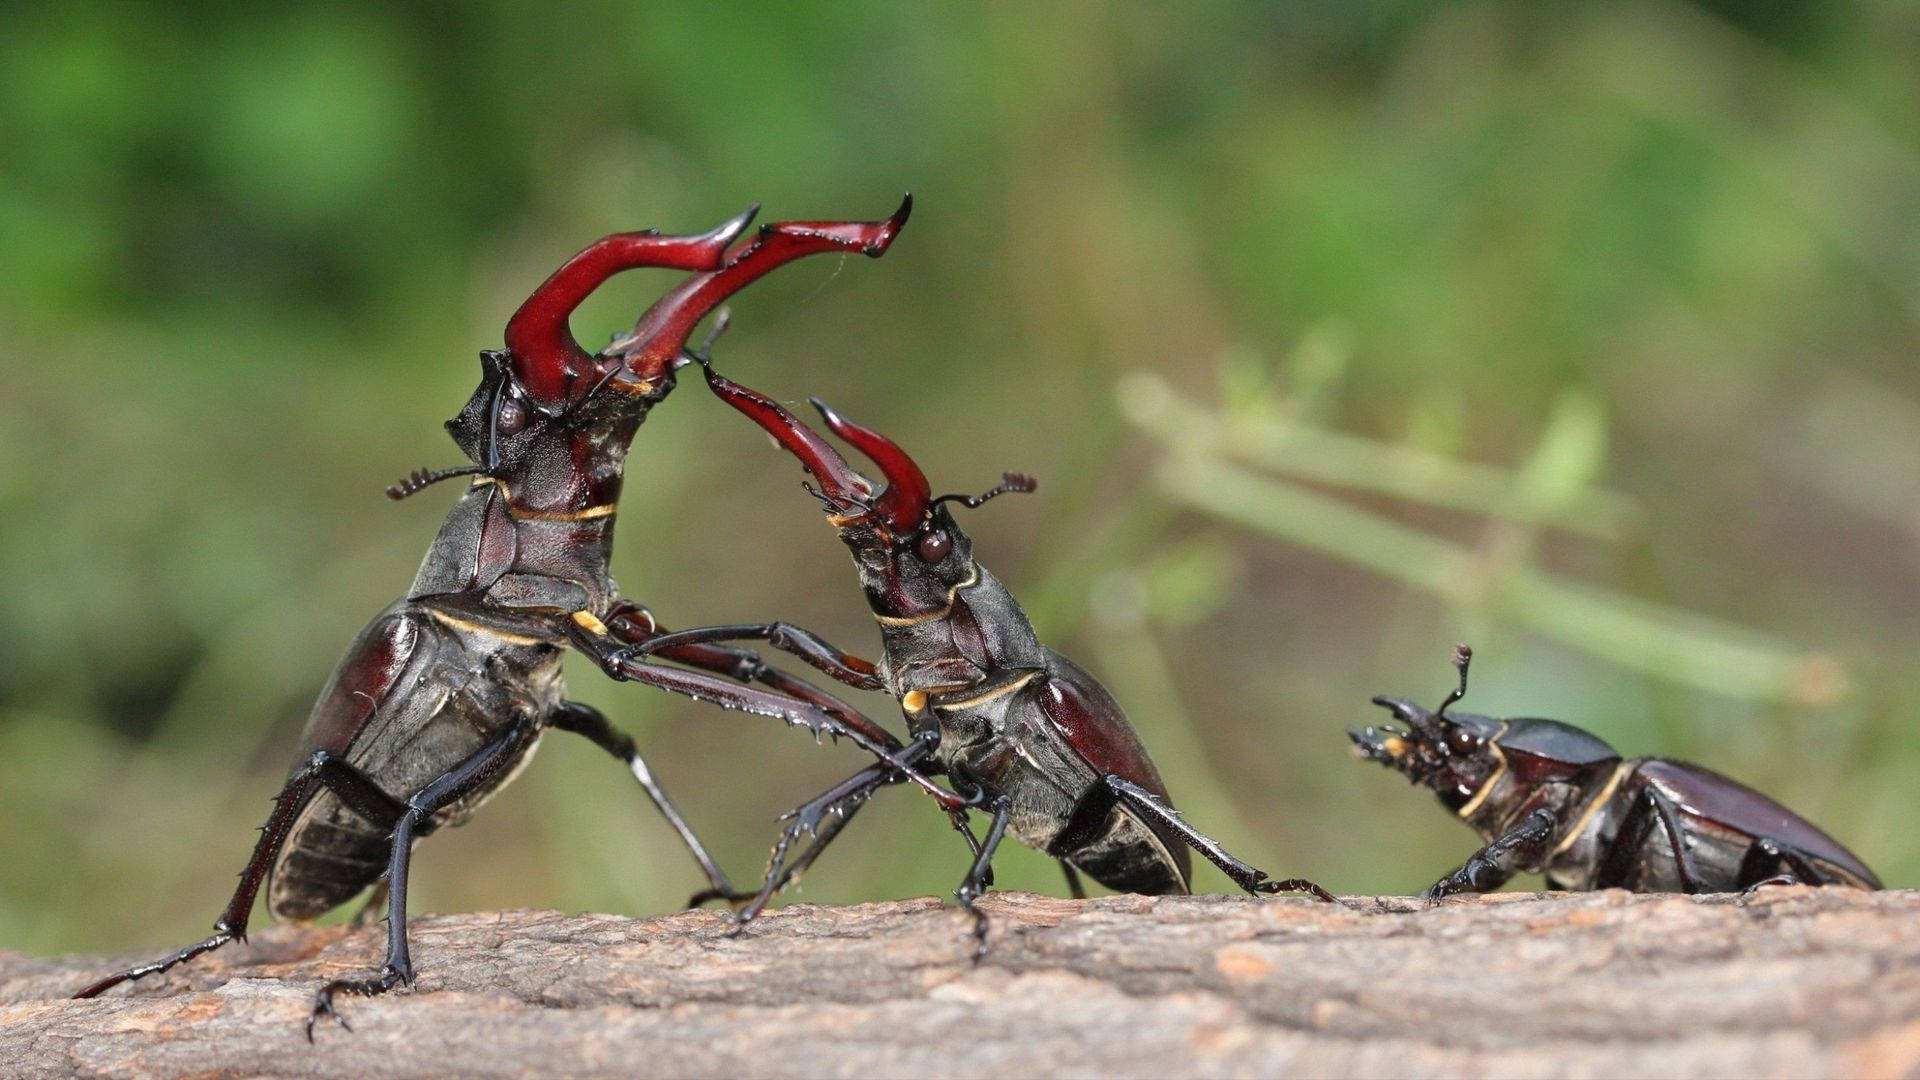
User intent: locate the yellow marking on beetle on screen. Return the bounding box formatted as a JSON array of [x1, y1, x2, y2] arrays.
[[872, 566, 981, 628], [571, 611, 611, 637], [902, 690, 929, 714], [932, 671, 1039, 713], [426, 609, 549, 646], [516, 502, 617, 522], [470, 477, 617, 521], [1549, 760, 1632, 858], [1455, 718, 1511, 820]]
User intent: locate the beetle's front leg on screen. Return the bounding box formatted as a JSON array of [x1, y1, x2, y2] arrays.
[[696, 729, 953, 923], [602, 603, 887, 754], [954, 788, 1013, 958], [567, 610, 964, 812], [624, 621, 884, 691], [1425, 807, 1557, 901]]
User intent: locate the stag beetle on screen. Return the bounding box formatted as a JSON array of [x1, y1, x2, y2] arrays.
[[77, 200, 923, 1034], [628, 363, 1337, 941], [1351, 645, 1881, 898]]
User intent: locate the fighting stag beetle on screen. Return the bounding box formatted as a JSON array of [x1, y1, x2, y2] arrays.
[[76, 199, 920, 1034], [629, 364, 1337, 940], [1351, 645, 1880, 898]]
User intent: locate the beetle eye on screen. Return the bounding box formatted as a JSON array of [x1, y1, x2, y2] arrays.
[[914, 528, 951, 563], [496, 395, 528, 436], [1449, 729, 1477, 754]]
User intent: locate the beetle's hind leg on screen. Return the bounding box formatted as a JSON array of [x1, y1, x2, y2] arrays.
[[1737, 837, 1830, 891], [1089, 774, 1339, 904], [307, 722, 531, 1040], [74, 751, 406, 999]]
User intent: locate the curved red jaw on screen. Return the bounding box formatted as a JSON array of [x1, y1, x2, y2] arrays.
[[701, 366, 935, 538], [809, 398, 930, 534], [502, 196, 912, 409], [702, 367, 871, 512]]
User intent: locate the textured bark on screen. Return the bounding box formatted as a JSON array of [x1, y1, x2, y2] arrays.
[[5, 889, 1920, 1079]]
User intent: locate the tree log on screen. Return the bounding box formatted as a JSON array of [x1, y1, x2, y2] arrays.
[[5, 889, 1919, 1078]]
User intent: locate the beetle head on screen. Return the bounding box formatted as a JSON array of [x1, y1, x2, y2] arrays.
[[402, 198, 912, 499], [702, 364, 1035, 620], [1349, 645, 1506, 815]]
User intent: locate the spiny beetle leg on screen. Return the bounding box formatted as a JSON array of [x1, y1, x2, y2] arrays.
[[605, 604, 885, 744], [703, 730, 948, 923], [76, 750, 406, 999], [308, 721, 530, 1038], [628, 622, 884, 692], [572, 613, 967, 813]]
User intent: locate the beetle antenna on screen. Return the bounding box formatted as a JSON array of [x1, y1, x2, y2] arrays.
[[932, 473, 1038, 511], [387, 464, 488, 501], [799, 481, 851, 513], [1436, 643, 1472, 716]]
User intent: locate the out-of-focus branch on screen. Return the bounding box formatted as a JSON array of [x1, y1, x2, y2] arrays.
[[1122, 373, 1848, 706]]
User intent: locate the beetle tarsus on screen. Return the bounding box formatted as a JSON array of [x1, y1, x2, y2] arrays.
[[306, 967, 407, 1041]]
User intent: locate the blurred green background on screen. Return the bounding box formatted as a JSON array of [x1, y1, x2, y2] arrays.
[[5, 1, 1919, 957]]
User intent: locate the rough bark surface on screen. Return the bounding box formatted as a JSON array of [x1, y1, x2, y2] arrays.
[[5, 889, 1919, 1078]]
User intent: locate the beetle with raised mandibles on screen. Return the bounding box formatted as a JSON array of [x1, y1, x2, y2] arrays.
[[75, 200, 920, 1034], [1351, 645, 1880, 898], [629, 362, 1337, 940]]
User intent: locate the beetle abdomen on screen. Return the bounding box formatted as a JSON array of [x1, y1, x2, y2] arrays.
[[266, 602, 560, 920], [1630, 759, 1880, 890]]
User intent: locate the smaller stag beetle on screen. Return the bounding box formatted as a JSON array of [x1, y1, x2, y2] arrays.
[[1351, 645, 1881, 898], [630, 364, 1337, 941]]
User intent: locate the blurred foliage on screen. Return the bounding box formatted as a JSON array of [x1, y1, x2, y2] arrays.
[[4, 1, 1920, 956]]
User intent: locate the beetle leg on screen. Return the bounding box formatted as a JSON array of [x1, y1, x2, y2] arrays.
[[1093, 775, 1339, 904], [569, 613, 965, 812], [1593, 785, 1703, 892], [1647, 787, 1704, 893], [74, 751, 407, 999], [1737, 837, 1830, 891], [604, 604, 886, 736], [1060, 861, 1088, 899], [308, 722, 533, 1040], [693, 729, 950, 921], [719, 762, 895, 926], [547, 700, 736, 900], [625, 622, 885, 691], [955, 791, 1013, 958], [1425, 807, 1557, 901]]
